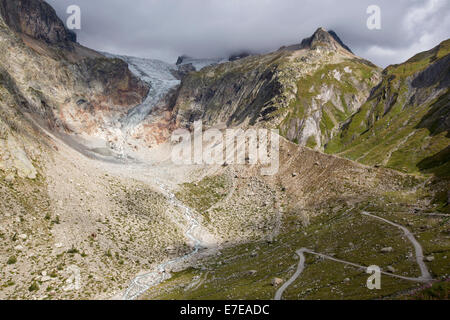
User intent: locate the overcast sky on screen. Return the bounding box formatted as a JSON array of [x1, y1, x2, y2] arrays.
[[47, 0, 450, 67]]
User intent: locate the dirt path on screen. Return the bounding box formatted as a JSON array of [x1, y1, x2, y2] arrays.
[[361, 212, 432, 280], [381, 132, 415, 166], [275, 212, 433, 300]]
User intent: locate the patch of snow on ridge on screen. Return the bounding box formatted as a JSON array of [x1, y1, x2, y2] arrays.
[[177, 57, 228, 71], [333, 69, 342, 81]]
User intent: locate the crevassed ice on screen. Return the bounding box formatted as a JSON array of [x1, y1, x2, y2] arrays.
[[102, 52, 227, 130], [109, 54, 181, 129], [99, 52, 227, 158]]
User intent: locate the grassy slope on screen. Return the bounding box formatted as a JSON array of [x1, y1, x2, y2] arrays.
[[142, 155, 449, 300], [176, 175, 230, 221], [278, 58, 379, 148], [325, 40, 450, 177], [176, 48, 379, 151], [144, 187, 449, 300]]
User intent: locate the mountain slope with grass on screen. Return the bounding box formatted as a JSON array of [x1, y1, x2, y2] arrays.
[[325, 40, 450, 177], [143, 140, 449, 300], [0, 0, 189, 299], [172, 28, 381, 150]]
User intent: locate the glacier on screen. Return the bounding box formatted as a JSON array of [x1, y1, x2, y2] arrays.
[[105, 54, 181, 129]]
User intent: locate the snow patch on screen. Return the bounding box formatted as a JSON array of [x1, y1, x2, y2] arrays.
[[333, 69, 342, 81], [316, 85, 333, 103], [177, 57, 228, 71]]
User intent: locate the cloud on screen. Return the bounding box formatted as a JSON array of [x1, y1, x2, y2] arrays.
[[403, 0, 445, 32], [369, 0, 450, 65], [46, 0, 450, 67]]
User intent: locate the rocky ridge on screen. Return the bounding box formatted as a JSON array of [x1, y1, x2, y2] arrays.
[[0, 0, 149, 143], [0, 0, 76, 44], [171, 28, 380, 150]]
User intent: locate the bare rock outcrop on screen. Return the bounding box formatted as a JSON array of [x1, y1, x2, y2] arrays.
[[0, 0, 149, 137], [0, 0, 76, 44], [171, 29, 380, 151]]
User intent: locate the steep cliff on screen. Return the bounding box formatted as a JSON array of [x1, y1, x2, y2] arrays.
[[0, 0, 76, 44]]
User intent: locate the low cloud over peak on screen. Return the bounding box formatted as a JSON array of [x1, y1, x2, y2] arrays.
[[47, 0, 450, 67]]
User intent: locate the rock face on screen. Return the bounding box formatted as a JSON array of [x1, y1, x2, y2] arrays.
[[271, 278, 283, 287], [171, 28, 380, 150], [229, 51, 252, 61], [326, 40, 450, 175], [299, 27, 352, 54], [0, 0, 76, 44], [75, 57, 149, 107], [176, 55, 191, 65], [328, 30, 353, 54], [172, 52, 285, 129]]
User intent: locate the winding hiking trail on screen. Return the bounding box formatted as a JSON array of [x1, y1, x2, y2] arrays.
[[122, 180, 204, 300], [362, 212, 431, 280], [275, 211, 433, 300]]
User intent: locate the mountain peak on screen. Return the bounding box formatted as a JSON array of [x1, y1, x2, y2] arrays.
[[328, 30, 353, 53], [300, 28, 352, 53], [0, 0, 76, 44]]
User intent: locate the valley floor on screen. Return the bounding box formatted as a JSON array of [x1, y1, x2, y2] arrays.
[[1, 120, 449, 300]]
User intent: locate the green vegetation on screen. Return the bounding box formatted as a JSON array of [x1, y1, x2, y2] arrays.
[[7, 256, 17, 265], [28, 282, 39, 292], [67, 246, 79, 255], [403, 280, 450, 300], [279, 59, 379, 147], [325, 40, 450, 177], [176, 175, 231, 215], [306, 136, 317, 149], [145, 184, 450, 300]]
